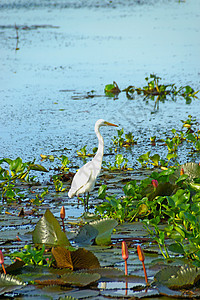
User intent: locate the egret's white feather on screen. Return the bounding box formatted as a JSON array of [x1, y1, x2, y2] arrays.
[[68, 119, 118, 201]]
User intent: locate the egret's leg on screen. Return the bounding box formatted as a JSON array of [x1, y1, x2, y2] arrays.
[[83, 193, 86, 210], [86, 193, 90, 211]]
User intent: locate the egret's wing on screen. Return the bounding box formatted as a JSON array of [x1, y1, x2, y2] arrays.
[[68, 162, 93, 197]]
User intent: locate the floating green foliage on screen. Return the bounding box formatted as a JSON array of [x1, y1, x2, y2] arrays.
[[105, 74, 199, 102], [0, 157, 48, 202], [104, 81, 121, 97], [112, 128, 137, 148]]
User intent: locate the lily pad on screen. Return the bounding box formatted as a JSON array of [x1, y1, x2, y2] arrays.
[[172, 162, 200, 184], [0, 273, 26, 295], [61, 272, 100, 286], [52, 246, 100, 270], [147, 182, 178, 201], [82, 267, 124, 278], [90, 218, 118, 246], [74, 223, 98, 246], [154, 265, 200, 289], [59, 289, 99, 299], [74, 218, 118, 246], [59, 297, 78, 300], [32, 209, 71, 247], [2, 260, 25, 274], [35, 272, 100, 287]]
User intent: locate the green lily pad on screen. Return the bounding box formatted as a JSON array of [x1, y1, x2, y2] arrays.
[[90, 218, 118, 246], [154, 265, 200, 289], [32, 209, 71, 247], [75, 218, 118, 246], [0, 274, 26, 295], [59, 289, 99, 299], [80, 267, 124, 278], [35, 272, 100, 287], [61, 272, 100, 286], [173, 162, 200, 182], [74, 224, 98, 246], [59, 297, 78, 300]]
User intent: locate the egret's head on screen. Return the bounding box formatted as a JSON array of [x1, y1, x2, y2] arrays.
[[95, 119, 118, 128]]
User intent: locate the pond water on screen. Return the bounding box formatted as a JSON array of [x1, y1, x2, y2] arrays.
[[0, 0, 200, 299], [0, 0, 199, 167]]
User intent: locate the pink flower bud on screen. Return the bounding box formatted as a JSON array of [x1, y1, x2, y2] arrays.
[[122, 241, 129, 261], [151, 179, 158, 188], [137, 245, 145, 262], [0, 250, 4, 264], [60, 206, 65, 219]]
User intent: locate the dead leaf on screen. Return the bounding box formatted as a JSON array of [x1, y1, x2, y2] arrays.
[[52, 246, 100, 270]]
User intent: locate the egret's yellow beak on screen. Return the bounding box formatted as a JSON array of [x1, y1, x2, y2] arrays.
[[105, 121, 118, 127]]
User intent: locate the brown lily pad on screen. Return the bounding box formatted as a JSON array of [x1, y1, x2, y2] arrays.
[[52, 246, 100, 270]]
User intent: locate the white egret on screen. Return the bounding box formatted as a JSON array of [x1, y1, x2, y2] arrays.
[[68, 119, 118, 210]]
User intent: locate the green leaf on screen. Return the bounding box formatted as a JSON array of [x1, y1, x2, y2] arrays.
[[174, 225, 185, 238], [75, 218, 118, 246], [168, 242, 185, 254], [104, 82, 121, 96], [183, 211, 196, 225], [166, 153, 177, 161], [90, 218, 118, 246], [150, 153, 160, 166], [138, 151, 151, 164], [9, 157, 24, 174], [32, 209, 71, 247], [98, 184, 107, 199], [29, 164, 48, 172], [186, 133, 196, 142], [175, 174, 188, 184], [115, 154, 124, 167], [166, 196, 175, 208]]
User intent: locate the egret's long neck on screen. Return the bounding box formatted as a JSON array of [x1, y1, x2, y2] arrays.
[[93, 125, 104, 168]]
